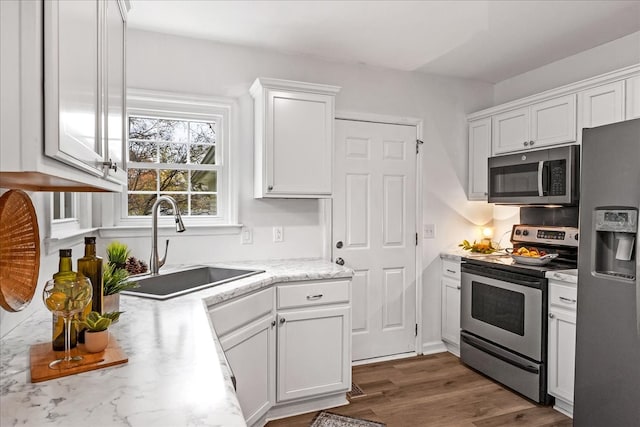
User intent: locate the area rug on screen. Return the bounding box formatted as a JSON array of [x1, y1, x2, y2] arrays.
[[310, 411, 386, 427]]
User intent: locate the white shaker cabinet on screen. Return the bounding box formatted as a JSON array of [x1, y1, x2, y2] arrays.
[[467, 118, 491, 200], [625, 75, 640, 120], [577, 81, 625, 142], [440, 257, 461, 356], [250, 78, 340, 198], [492, 94, 576, 155], [547, 278, 578, 418]]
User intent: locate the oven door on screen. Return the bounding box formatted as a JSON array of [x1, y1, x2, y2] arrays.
[[461, 263, 545, 361]]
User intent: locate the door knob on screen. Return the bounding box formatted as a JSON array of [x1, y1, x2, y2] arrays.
[[336, 241, 343, 249], [335, 257, 345, 266]]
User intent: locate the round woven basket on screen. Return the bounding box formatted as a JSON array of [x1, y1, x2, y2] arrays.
[[0, 190, 40, 312]]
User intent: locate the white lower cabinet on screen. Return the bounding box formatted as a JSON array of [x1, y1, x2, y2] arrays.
[[440, 257, 461, 356], [547, 282, 577, 417], [209, 279, 351, 426]]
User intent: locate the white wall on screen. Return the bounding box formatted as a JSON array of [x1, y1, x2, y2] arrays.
[[494, 31, 640, 104], [120, 29, 495, 349]]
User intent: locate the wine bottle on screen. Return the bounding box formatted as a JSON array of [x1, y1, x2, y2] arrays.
[[52, 249, 78, 351], [77, 237, 103, 343]]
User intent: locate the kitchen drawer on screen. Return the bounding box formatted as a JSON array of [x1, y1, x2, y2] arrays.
[[442, 259, 461, 280], [549, 283, 578, 312], [209, 288, 274, 337], [277, 280, 350, 309]]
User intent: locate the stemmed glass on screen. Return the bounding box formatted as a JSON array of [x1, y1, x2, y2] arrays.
[[43, 277, 92, 369]]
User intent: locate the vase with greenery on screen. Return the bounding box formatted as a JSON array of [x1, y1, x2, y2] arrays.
[[76, 311, 122, 353]]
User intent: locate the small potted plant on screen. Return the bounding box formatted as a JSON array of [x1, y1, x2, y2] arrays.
[[77, 311, 122, 353], [103, 241, 140, 312]]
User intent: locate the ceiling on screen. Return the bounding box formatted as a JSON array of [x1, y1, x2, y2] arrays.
[[127, 0, 640, 84]]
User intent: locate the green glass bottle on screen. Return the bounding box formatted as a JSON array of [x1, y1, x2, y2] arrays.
[[52, 249, 78, 351], [77, 237, 103, 343]]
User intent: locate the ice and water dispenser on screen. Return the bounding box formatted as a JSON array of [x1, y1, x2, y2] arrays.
[[593, 208, 638, 280]]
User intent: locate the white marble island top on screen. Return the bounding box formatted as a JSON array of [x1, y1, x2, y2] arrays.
[[0, 258, 353, 427]]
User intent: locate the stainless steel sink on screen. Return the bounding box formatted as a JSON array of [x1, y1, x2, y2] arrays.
[[121, 266, 264, 300]]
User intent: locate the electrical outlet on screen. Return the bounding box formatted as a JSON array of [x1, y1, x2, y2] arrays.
[[273, 226, 283, 243], [241, 227, 253, 245], [424, 224, 435, 239]]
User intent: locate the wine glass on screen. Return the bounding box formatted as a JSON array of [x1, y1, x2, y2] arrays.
[[42, 277, 92, 369]]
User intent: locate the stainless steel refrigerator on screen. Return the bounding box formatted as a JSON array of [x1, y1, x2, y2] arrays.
[[575, 118, 640, 426]]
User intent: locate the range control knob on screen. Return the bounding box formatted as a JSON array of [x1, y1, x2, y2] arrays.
[[522, 230, 529, 236], [575, 233, 579, 241], [515, 229, 522, 236]]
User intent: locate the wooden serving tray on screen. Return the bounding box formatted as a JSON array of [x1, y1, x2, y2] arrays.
[[30, 336, 128, 383]]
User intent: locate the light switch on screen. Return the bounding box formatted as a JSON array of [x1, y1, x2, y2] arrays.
[[241, 227, 253, 245], [273, 226, 283, 242], [424, 224, 435, 239]]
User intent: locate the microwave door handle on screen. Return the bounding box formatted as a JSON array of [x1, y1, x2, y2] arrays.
[[537, 161, 545, 197]]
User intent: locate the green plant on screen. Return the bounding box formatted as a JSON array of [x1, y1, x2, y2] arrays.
[[76, 311, 123, 332], [106, 241, 131, 268], [103, 262, 139, 295]]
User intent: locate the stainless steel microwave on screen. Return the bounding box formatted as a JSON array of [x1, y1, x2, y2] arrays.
[[488, 145, 579, 205]]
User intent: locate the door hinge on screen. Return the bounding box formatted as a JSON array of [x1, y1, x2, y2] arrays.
[[415, 323, 418, 337], [416, 232, 418, 246], [416, 139, 424, 154]]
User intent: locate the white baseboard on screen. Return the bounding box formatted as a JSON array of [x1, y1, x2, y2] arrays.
[[352, 351, 418, 366], [552, 397, 574, 418], [265, 392, 348, 422], [422, 340, 447, 355]]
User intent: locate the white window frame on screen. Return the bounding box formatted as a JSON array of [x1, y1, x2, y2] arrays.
[[118, 89, 239, 229], [50, 191, 79, 235], [45, 192, 96, 255]]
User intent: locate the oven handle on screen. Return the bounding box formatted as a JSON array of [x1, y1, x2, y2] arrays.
[[462, 264, 546, 289], [461, 333, 540, 374]]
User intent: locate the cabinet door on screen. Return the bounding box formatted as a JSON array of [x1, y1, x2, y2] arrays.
[[626, 75, 640, 120], [266, 90, 333, 196], [103, 0, 126, 185], [468, 118, 491, 200], [277, 306, 350, 402], [441, 277, 460, 346], [578, 81, 625, 137], [44, 0, 103, 176], [547, 309, 576, 404], [530, 94, 576, 148], [220, 316, 276, 426], [492, 106, 530, 154]]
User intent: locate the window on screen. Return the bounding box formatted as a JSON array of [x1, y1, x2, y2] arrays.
[[52, 192, 76, 221], [123, 89, 237, 226]]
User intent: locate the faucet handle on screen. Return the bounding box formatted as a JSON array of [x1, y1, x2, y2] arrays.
[[158, 239, 170, 269]]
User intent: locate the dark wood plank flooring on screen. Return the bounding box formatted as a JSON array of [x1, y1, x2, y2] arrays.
[[267, 352, 572, 427]]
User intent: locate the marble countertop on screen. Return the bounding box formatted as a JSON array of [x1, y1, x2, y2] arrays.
[[0, 258, 353, 427]]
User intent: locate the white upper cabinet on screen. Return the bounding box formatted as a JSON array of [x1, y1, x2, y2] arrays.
[[492, 94, 576, 155], [0, 0, 127, 192], [577, 81, 625, 141], [251, 78, 340, 198], [467, 118, 491, 200], [625, 76, 640, 120]]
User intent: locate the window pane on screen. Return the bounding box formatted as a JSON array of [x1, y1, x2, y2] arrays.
[[191, 194, 217, 216], [159, 143, 187, 164], [191, 170, 217, 192], [159, 194, 187, 215], [128, 169, 157, 191], [64, 193, 73, 218], [129, 117, 158, 140], [190, 121, 216, 144], [190, 145, 215, 165], [160, 169, 188, 192], [129, 140, 157, 162], [157, 120, 188, 142], [53, 193, 61, 220], [128, 194, 157, 216]]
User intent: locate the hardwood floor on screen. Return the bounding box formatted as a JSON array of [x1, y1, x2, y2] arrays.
[[266, 352, 572, 427]]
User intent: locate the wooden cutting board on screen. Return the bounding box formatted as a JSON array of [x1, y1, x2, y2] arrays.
[[30, 336, 128, 383]]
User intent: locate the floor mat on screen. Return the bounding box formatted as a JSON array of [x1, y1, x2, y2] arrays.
[[310, 411, 385, 427]]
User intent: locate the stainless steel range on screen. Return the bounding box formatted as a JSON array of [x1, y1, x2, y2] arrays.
[[460, 224, 578, 404]]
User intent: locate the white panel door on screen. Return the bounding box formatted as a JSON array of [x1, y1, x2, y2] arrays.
[[492, 106, 530, 154], [530, 94, 577, 148], [468, 118, 491, 200], [547, 309, 577, 405], [333, 119, 417, 361], [441, 277, 461, 346], [578, 81, 625, 143]]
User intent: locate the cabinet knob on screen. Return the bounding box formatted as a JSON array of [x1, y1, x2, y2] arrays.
[[484, 192, 488, 196], [271, 320, 276, 327], [456, 286, 461, 290], [279, 317, 286, 324], [523, 141, 529, 147], [335, 257, 345, 266], [267, 185, 273, 191], [529, 140, 535, 146], [336, 241, 343, 249], [549, 313, 555, 319]]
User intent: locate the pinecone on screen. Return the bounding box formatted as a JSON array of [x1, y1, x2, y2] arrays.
[[125, 256, 148, 275]]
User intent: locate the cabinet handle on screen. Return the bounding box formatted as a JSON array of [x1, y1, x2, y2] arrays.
[[549, 313, 555, 319], [268, 185, 273, 191], [524, 141, 529, 146], [306, 294, 323, 300], [446, 269, 457, 274], [279, 317, 286, 324], [271, 320, 276, 327], [529, 140, 535, 146], [559, 296, 577, 304], [100, 159, 118, 173]]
